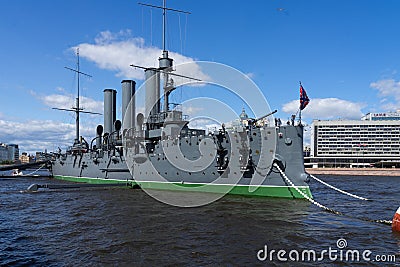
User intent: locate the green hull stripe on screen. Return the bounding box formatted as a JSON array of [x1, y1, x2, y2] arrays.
[[53, 175, 312, 199], [53, 175, 133, 185], [136, 181, 313, 199]]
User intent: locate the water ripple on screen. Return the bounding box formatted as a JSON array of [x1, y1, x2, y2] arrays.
[[0, 175, 399, 265]]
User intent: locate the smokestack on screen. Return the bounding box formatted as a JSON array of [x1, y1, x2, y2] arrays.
[[103, 89, 117, 135], [121, 80, 136, 133], [145, 68, 160, 120]]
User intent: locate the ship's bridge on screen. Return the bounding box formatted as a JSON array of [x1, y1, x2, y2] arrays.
[[147, 110, 189, 126]]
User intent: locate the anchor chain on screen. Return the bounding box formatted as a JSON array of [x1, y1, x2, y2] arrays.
[[373, 219, 392, 225], [273, 162, 341, 215], [309, 174, 369, 201], [21, 164, 47, 176], [273, 162, 392, 226]]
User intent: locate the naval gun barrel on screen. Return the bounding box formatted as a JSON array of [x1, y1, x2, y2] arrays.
[[254, 109, 277, 122]]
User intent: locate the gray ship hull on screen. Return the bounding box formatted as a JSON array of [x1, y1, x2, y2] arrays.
[[51, 124, 312, 198]]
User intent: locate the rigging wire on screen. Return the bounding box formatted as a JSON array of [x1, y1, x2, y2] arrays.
[[150, 9, 153, 46], [141, 6, 144, 36], [178, 13, 182, 54], [167, 8, 171, 52], [184, 13, 188, 54], [65, 65, 78, 124]]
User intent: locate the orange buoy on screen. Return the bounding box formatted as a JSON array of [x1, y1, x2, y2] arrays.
[[392, 207, 400, 232]]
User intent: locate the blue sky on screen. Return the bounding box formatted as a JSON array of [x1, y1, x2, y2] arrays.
[[1, 0, 400, 153]]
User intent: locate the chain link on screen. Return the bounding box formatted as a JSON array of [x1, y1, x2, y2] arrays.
[[309, 174, 369, 201], [273, 162, 341, 215], [273, 162, 392, 226]]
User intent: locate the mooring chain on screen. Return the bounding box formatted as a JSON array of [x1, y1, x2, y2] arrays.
[[22, 164, 47, 176], [273, 162, 392, 226], [373, 219, 392, 225], [273, 162, 341, 215], [309, 174, 369, 201]]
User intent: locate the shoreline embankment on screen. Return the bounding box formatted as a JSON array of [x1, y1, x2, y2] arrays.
[[306, 167, 400, 177]]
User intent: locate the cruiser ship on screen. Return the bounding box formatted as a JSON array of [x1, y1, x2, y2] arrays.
[[50, 2, 312, 200]]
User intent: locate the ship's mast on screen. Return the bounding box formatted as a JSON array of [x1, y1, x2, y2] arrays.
[[162, 0, 166, 52], [138, 1, 191, 112], [76, 49, 82, 143], [54, 48, 100, 147], [65, 48, 92, 144]]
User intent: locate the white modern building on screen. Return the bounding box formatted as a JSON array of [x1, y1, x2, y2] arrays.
[[308, 112, 400, 168]]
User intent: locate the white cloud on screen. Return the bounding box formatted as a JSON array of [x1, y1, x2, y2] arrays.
[[370, 79, 400, 111], [56, 86, 65, 93], [245, 72, 255, 79], [71, 30, 207, 84], [74, 30, 207, 82], [0, 119, 73, 153], [94, 30, 131, 44], [282, 98, 365, 120], [0, 90, 105, 154], [182, 106, 204, 115], [39, 93, 103, 114], [0, 118, 100, 154], [187, 118, 220, 133], [370, 79, 400, 99]]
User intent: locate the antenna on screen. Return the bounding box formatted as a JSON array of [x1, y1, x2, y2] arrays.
[[137, 1, 192, 113], [53, 48, 100, 145], [138, 1, 191, 51]]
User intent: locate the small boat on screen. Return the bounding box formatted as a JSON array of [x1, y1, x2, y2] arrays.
[[12, 169, 23, 176]]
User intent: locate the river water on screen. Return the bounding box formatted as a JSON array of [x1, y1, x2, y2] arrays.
[[1, 175, 399, 266]]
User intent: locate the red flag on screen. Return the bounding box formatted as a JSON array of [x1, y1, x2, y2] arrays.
[[300, 84, 309, 110]]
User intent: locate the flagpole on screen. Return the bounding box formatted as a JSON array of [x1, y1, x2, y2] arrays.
[[299, 81, 302, 125], [299, 108, 302, 125]]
